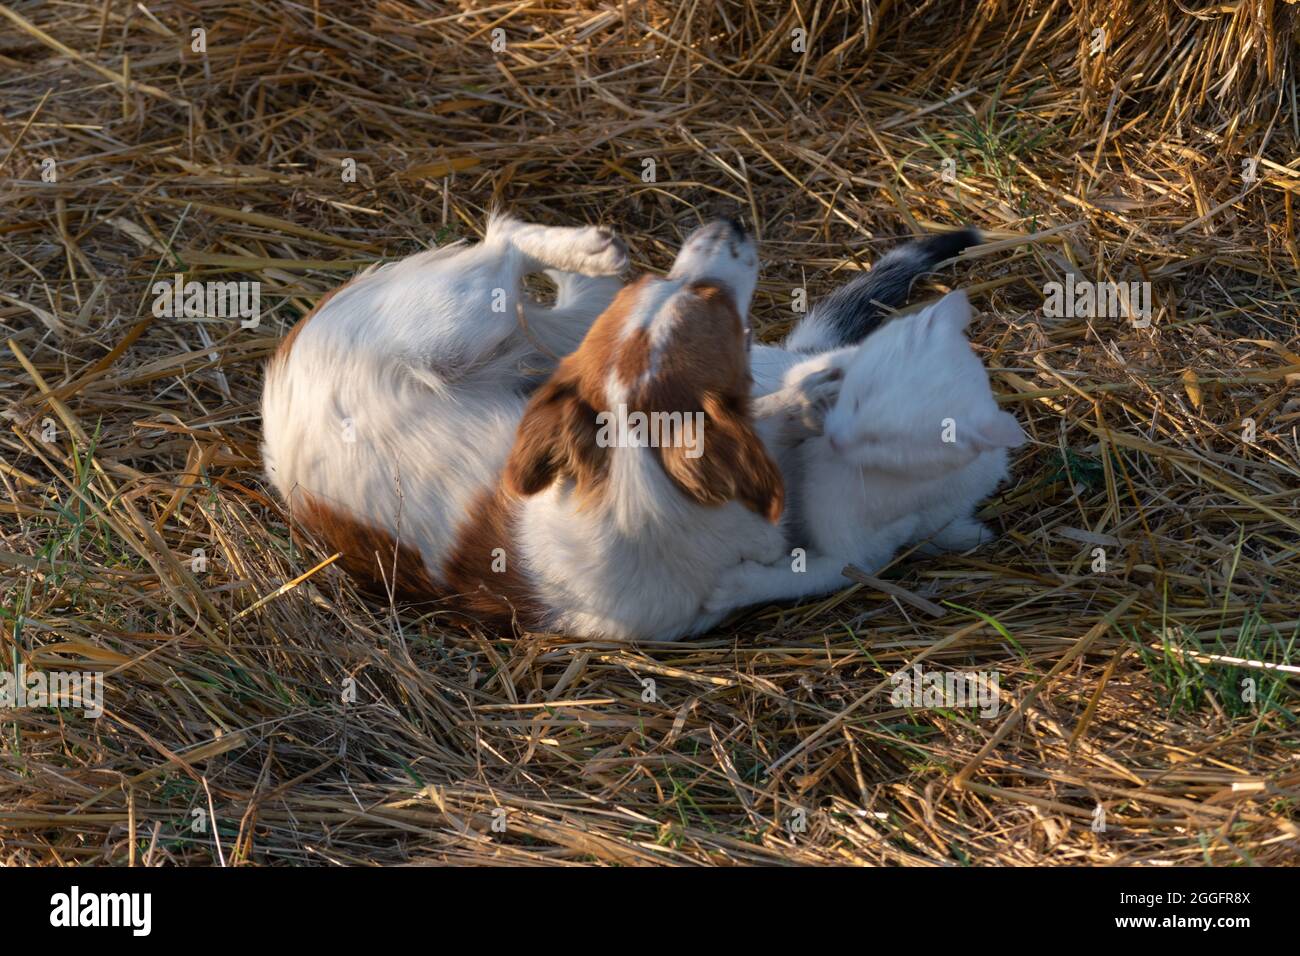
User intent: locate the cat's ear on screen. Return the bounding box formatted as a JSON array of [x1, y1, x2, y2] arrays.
[[931, 289, 973, 330], [968, 409, 1026, 451]]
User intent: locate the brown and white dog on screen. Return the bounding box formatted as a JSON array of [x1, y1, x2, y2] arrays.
[[262, 216, 835, 640]]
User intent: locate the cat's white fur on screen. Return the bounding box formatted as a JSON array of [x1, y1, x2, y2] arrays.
[[709, 290, 1025, 611]]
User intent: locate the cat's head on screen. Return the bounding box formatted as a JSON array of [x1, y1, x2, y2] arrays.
[[822, 290, 1025, 474]]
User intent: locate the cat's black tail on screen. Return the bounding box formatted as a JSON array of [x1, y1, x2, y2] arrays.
[[785, 226, 981, 352]]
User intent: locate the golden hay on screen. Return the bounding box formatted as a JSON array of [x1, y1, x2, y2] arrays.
[[0, 0, 1297, 865]]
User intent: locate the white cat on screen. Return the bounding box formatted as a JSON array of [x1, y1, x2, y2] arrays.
[[709, 288, 1025, 611]]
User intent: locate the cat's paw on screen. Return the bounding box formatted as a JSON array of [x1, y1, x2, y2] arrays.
[[792, 365, 843, 428], [759, 365, 843, 436], [576, 227, 628, 275]]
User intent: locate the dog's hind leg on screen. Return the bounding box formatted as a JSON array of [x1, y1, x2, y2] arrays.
[[519, 270, 624, 358], [398, 218, 628, 384], [487, 215, 628, 277]]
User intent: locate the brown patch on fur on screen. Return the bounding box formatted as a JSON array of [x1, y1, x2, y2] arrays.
[[295, 492, 440, 600], [641, 282, 784, 522], [502, 277, 652, 501], [568, 275, 653, 395], [504, 370, 610, 499], [656, 391, 784, 522], [614, 324, 652, 386], [294, 490, 547, 627], [501, 274, 784, 522], [441, 487, 549, 629]]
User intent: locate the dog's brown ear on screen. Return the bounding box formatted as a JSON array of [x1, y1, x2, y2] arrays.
[[657, 393, 784, 523], [504, 375, 607, 497]]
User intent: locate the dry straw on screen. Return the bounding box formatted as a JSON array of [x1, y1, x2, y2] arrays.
[[0, 0, 1297, 865]]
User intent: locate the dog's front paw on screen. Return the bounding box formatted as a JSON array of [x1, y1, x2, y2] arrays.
[[704, 561, 765, 614], [578, 227, 628, 275], [742, 523, 787, 565]]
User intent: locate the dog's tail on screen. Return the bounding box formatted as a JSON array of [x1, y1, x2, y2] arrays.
[[784, 226, 981, 352]]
